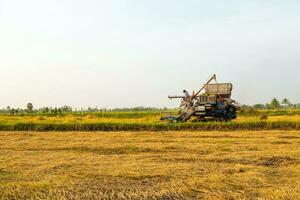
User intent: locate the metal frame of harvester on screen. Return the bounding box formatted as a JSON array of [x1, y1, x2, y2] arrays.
[[162, 74, 239, 122]]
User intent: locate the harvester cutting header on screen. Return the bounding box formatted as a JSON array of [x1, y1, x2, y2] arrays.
[[162, 74, 239, 122]]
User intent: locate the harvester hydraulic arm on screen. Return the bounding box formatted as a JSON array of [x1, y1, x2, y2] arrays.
[[194, 74, 217, 97], [168, 74, 217, 100]]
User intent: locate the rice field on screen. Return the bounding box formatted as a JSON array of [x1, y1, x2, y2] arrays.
[[1, 113, 300, 131], [2, 114, 300, 124], [0, 130, 299, 199]]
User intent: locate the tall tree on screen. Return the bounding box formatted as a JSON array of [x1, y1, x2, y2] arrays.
[[281, 98, 290, 108], [271, 98, 280, 109], [27, 103, 33, 112]]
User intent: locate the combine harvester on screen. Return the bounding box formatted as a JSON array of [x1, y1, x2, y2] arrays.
[[162, 74, 239, 122]]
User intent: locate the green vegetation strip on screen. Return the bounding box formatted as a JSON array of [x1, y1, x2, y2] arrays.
[[0, 121, 300, 131]]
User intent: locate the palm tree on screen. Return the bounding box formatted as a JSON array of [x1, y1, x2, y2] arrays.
[[281, 98, 290, 109]]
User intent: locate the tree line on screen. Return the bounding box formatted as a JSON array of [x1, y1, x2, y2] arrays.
[[250, 98, 299, 109], [0, 98, 298, 116], [0, 104, 167, 116]]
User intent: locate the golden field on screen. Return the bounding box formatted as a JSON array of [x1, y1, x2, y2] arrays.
[[1, 114, 300, 124], [1, 113, 300, 132], [0, 131, 299, 199]]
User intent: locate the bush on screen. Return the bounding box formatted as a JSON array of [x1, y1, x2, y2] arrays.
[[260, 114, 268, 121]]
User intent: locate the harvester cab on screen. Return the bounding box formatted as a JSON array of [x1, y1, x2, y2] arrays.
[[162, 74, 239, 122]]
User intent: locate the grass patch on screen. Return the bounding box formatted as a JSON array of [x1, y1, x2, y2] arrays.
[[0, 121, 300, 131]]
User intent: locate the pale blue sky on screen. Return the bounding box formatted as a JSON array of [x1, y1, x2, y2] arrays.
[[1, 0, 300, 108]]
